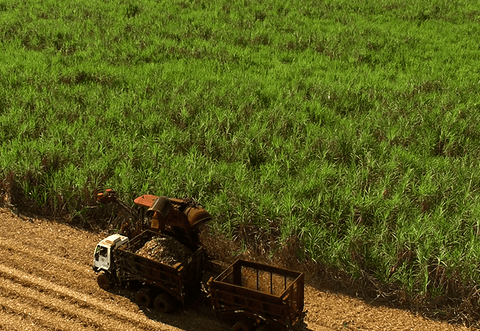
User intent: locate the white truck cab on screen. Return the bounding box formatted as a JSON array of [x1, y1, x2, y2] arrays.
[[93, 234, 129, 273]]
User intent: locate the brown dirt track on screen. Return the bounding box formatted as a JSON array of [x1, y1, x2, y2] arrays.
[[0, 207, 473, 330]]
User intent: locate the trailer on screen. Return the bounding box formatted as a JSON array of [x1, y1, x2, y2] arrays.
[[93, 230, 205, 313], [208, 259, 305, 331]]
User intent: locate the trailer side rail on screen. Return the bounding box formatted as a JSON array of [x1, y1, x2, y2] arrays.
[[209, 259, 304, 330]]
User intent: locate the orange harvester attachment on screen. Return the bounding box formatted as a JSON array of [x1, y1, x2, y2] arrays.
[[134, 194, 212, 247], [96, 190, 212, 248]]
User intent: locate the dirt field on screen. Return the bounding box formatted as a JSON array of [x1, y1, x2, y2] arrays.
[[0, 207, 472, 330]]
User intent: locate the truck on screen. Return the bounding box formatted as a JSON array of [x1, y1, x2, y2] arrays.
[[92, 190, 305, 330], [93, 229, 205, 313]]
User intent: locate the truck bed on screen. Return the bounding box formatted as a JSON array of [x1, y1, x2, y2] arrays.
[[114, 230, 205, 304], [208, 259, 304, 330]]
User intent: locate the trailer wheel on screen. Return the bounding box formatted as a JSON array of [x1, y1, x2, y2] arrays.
[[97, 272, 111, 291], [154, 293, 175, 313], [136, 287, 153, 307], [233, 319, 254, 331]]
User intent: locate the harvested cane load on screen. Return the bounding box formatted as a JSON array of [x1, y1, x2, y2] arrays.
[[136, 236, 192, 266]]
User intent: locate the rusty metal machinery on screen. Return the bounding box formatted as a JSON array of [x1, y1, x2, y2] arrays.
[[96, 190, 212, 248], [96, 189, 139, 219], [134, 194, 212, 248], [96, 189, 142, 238]]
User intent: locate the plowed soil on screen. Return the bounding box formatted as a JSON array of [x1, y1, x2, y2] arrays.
[[0, 208, 472, 330]]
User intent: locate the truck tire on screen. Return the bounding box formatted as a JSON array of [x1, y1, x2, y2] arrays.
[[233, 319, 254, 331], [136, 287, 153, 307], [154, 293, 175, 313], [97, 272, 111, 291]]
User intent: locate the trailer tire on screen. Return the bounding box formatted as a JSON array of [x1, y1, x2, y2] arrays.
[[233, 319, 254, 331], [154, 293, 175, 313], [136, 287, 153, 307], [97, 272, 111, 291]]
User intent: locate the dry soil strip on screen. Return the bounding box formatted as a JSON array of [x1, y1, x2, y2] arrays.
[[0, 238, 90, 273], [0, 237, 119, 300], [0, 240, 94, 289], [0, 233, 95, 259], [0, 276, 139, 330], [0, 263, 179, 331], [0, 293, 79, 331], [0, 308, 47, 331], [0, 254, 98, 298], [0, 225, 101, 259]]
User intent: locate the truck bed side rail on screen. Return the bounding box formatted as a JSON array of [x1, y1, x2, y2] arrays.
[[114, 230, 205, 304]]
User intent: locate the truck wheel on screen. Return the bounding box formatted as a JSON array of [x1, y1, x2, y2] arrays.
[[136, 287, 153, 307], [154, 293, 175, 313], [233, 319, 254, 331], [97, 272, 111, 291]]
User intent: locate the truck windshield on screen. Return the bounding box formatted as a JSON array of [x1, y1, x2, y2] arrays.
[[99, 246, 108, 257], [95, 245, 108, 258]]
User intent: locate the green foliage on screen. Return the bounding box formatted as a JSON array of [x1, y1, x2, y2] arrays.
[[1, 0, 480, 298]]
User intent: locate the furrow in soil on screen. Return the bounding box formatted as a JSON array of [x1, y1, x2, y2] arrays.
[[0, 263, 178, 331]]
